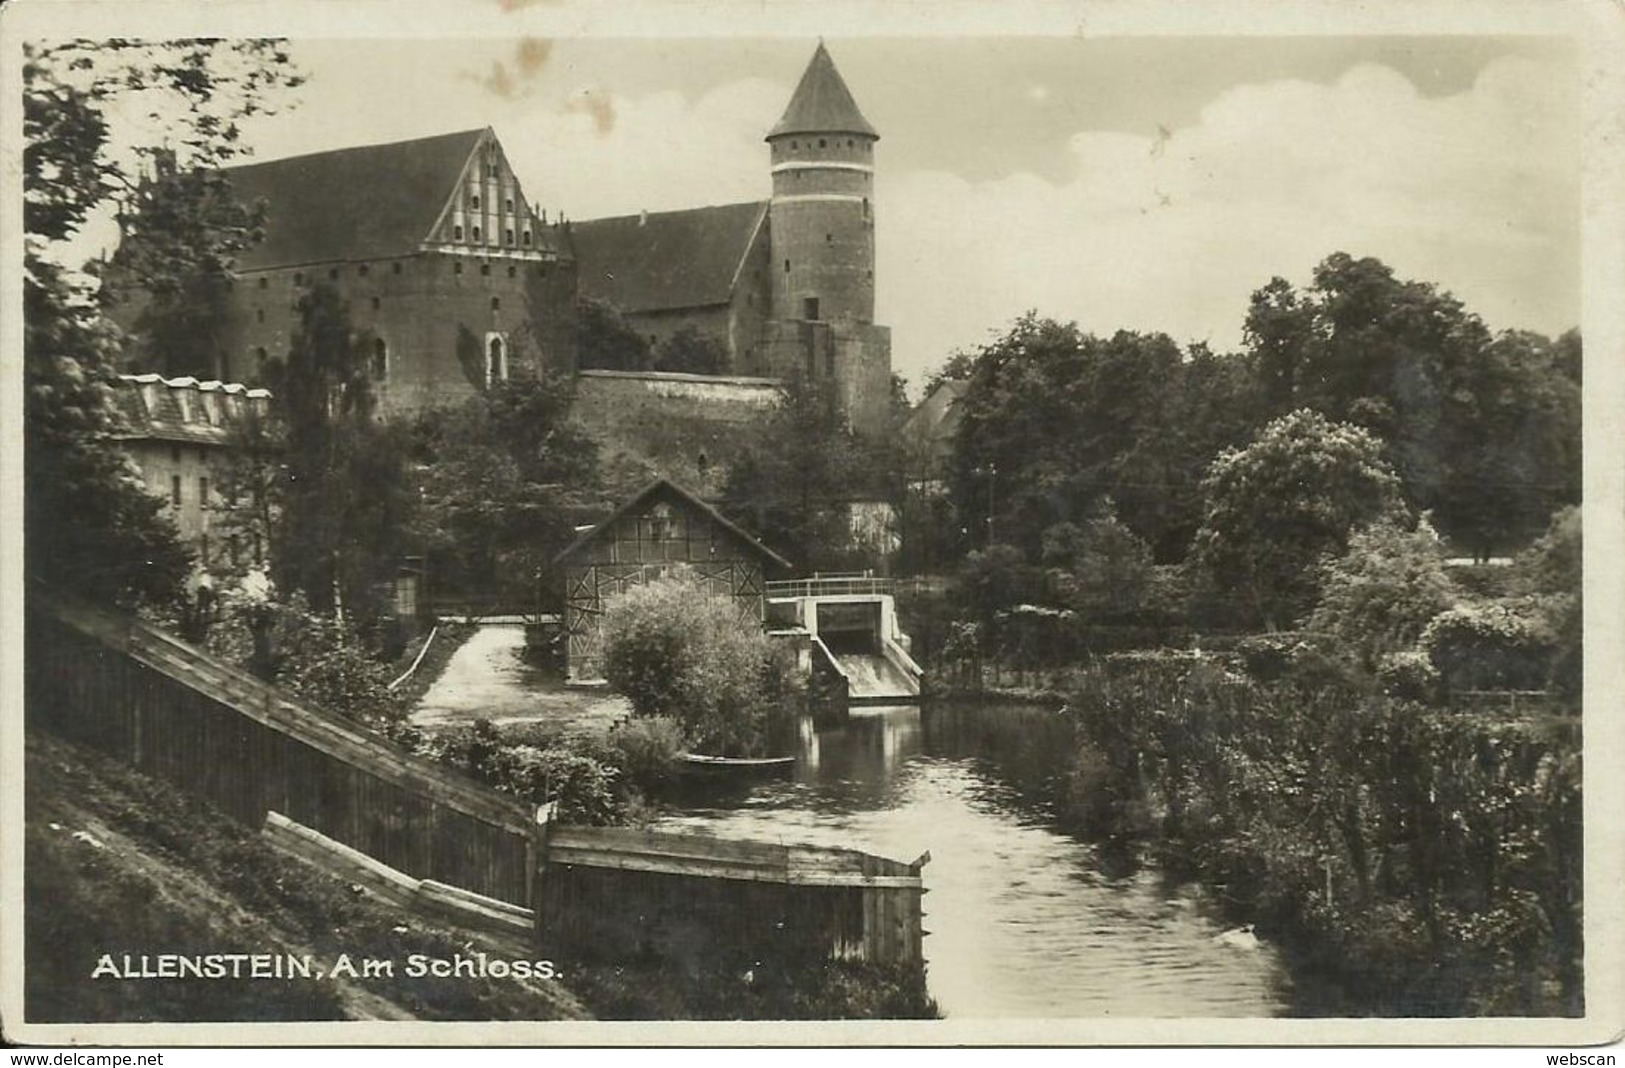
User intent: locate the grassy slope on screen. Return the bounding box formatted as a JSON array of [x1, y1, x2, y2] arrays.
[[23, 729, 588, 1024]]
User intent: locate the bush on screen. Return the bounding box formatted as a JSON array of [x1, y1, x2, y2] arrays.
[[1376, 650, 1442, 703], [609, 715, 686, 795], [1421, 601, 1556, 693], [431, 720, 625, 825], [1307, 520, 1458, 669], [601, 568, 802, 758]]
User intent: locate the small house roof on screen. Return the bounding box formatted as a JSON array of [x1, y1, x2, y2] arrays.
[[553, 477, 792, 570]]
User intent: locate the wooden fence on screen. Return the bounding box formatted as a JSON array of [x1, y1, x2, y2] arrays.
[[26, 596, 540, 906], [537, 825, 928, 967], [27, 595, 929, 969]]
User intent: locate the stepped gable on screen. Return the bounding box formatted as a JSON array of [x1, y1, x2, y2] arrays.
[[766, 41, 878, 140], [569, 201, 768, 313], [222, 128, 486, 270]]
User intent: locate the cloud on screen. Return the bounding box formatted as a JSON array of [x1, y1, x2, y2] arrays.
[[878, 56, 1579, 387]]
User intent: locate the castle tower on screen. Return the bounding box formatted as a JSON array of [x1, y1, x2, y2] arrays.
[[766, 42, 878, 326]]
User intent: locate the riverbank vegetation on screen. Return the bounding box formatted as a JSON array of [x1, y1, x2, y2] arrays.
[[898, 253, 1583, 1016]]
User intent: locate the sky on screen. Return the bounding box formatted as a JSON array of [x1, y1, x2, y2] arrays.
[[79, 28, 1581, 391]]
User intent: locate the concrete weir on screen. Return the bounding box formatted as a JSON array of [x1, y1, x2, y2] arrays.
[[767, 574, 923, 704]]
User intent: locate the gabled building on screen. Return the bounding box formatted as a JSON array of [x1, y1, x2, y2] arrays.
[[111, 42, 894, 461], [553, 477, 791, 681], [119, 127, 577, 415]]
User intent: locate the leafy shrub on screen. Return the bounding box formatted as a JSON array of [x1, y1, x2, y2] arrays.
[[1376, 650, 1441, 703], [609, 715, 686, 795], [431, 720, 624, 825], [1307, 520, 1458, 669], [1421, 601, 1556, 693], [601, 568, 802, 758]]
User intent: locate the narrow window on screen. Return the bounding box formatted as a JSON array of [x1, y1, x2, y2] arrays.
[[819, 138, 826, 148], [170, 475, 182, 506], [454, 261, 464, 275], [393, 261, 402, 275], [507, 265, 516, 278], [783, 259, 790, 274], [523, 231, 532, 246], [491, 296, 501, 311], [199, 475, 209, 506], [359, 264, 370, 277], [472, 226, 481, 242], [257, 277, 268, 290], [471, 194, 481, 210], [826, 233, 833, 244], [454, 224, 464, 240], [486, 336, 507, 385], [480, 263, 491, 276], [372, 338, 388, 380], [804, 296, 820, 321], [505, 198, 513, 212], [254, 346, 268, 375], [863, 197, 870, 220], [791, 140, 798, 150], [371, 296, 381, 311], [256, 308, 265, 323], [505, 229, 514, 245]]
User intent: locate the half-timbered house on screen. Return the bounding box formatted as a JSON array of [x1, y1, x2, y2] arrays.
[[553, 478, 792, 681]]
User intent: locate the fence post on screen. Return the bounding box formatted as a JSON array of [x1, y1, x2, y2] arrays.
[[530, 800, 557, 949]]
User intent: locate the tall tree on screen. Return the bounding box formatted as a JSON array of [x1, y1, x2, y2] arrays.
[[264, 284, 410, 622], [23, 39, 302, 608], [722, 369, 869, 569], [1191, 409, 1405, 630], [411, 368, 601, 599]]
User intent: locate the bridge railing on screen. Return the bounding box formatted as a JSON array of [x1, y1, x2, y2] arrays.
[[766, 574, 893, 599]]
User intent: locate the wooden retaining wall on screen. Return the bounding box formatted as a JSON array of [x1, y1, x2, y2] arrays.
[[538, 825, 928, 967], [26, 596, 539, 906], [27, 595, 929, 969]]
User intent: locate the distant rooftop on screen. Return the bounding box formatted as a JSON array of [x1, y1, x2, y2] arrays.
[[113, 373, 273, 446]]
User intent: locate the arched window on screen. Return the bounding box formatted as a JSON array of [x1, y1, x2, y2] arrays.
[[486, 334, 507, 386], [372, 338, 388, 380]]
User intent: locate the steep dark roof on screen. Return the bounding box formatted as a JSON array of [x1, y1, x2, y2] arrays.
[[223, 128, 484, 270], [570, 201, 768, 313], [554, 477, 792, 570], [767, 42, 877, 140]]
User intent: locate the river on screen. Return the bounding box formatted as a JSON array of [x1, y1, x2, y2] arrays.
[[659, 704, 1293, 1019], [417, 626, 1291, 1018]]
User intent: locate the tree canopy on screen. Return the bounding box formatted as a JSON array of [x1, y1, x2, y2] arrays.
[[23, 39, 303, 608], [1191, 409, 1404, 630]]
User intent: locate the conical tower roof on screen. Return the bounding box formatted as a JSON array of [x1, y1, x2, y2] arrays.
[[767, 42, 878, 141]]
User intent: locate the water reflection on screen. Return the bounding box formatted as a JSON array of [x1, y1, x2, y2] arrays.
[[662, 702, 1291, 1019]]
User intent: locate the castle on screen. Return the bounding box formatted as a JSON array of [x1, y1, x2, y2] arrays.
[[128, 42, 893, 445]]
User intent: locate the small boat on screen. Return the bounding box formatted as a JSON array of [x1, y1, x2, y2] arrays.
[[675, 752, 796, 779]]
